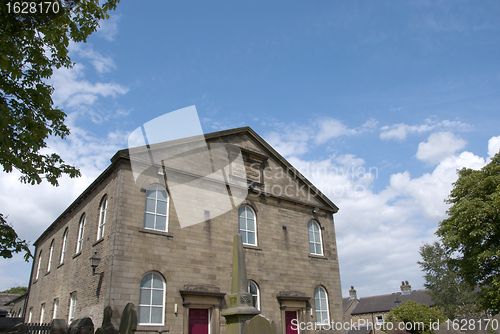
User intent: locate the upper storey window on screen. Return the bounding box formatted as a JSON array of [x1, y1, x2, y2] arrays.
[[144, 185, 168, 231], [47, 240, 54, 272], [76, 214, 85, 254], [239, 205, 257, 246], [60, 228, 68, 264], [308, 221, 323, 256], [97, 195, 107, 240]]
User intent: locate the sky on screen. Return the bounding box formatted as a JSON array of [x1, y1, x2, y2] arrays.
[[1, 0, 500, 299]]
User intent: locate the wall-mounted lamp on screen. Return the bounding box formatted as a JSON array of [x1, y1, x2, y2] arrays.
[[249, 182, 256, 190], [89, 252, 101, 275], [312, 207, 318, 213], [174, 304, 178, 314], [282, 226, 287, 231]]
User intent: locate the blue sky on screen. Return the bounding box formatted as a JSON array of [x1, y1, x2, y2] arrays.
[[1, 0, 500, 298]]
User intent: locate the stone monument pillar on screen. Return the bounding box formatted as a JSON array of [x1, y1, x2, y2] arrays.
[[221, 234, 260, 334]]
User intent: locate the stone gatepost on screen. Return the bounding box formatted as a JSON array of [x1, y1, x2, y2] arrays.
[[221, 234, 260, 334]]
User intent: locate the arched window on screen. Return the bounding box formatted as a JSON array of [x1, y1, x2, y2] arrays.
[[248, 280, 260, 310], [314, 286, 329, 325], [239, 206, 257, 246], [35, 251, 42, 280], [308, 221, 323, 255], [144, 185, 169, 231], [97, 195, 107, 240], [76, 214, 86, 254], [138, 272, 165, 325], [47, 240, 54, 272], [60, 228, 68, 264]]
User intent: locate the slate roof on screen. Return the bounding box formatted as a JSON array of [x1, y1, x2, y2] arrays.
[[343, 297, 357, 313], [351, 290, 434, 315], [0, 294, 19, 306]]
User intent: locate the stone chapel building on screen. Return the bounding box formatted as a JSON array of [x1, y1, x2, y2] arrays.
[[25, 127, 343, 334]]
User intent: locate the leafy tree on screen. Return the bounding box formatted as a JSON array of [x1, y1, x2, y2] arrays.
[[0, 0, 120, 260], [384, 300, 447, 334], [1, 286, 28, 294], [0, 213, 31, 261], [436, 151, 500, 314], [418, 242, 479, 319]]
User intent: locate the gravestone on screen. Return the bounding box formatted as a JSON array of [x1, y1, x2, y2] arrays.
[[244, 314, 279, 334], [68, 318, 94, 334], [95, 307, 119, 334], [118, 303, 137, 334], [51, 319, 68, 334]]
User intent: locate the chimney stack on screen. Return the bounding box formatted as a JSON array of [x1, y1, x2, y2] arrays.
[[400, 281, 411, 295], [349, 286, 357, 300]]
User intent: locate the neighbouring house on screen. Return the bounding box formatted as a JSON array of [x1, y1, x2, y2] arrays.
[[344, 282, 434, 334], [2, 293, 27, 318], [24, 126, 344, 334]]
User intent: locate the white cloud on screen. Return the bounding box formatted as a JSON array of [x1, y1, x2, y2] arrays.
[[69, 43, 116, 74], [265, 118, 368, 156], [380, 119, 470, 141], [488, 136, 500, 158], [315, 119, 357, 144], [51, 64, 127, 108], [416, 131, 467, 165], [96, 14, 121, 41]]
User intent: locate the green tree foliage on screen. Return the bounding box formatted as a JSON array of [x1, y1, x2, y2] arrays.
[[0, 0, 120, 260], [0, 213, 31, 260], [384, 301, 447, 334], [1, 286, 28, 294], [436, 151, 500, 314], [418, 242, 479, 319]]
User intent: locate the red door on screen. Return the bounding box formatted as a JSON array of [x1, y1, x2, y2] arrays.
[[189, 308, 209, 334], [285, 310, 298, 334]]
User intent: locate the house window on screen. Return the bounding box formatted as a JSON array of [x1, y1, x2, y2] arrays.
[[69, 292, 76, 323], [47, 240, 54, 272], [28, 308, 32, 323], [248, 280, 260, 310], [144, 185, 168, 231], [376, 315, 384, 324], [35, 251, 42, 280], [308, 221, 323, 255], [60, 228, 68, 264], [53, 299, 59, 319], [40, 303, 45, 323], [314, 286, 329, 326], [239, 205, 257, 246], [76, 214, 85, 254], [138, 272, 165, 325], [97, 195, 108, 240]]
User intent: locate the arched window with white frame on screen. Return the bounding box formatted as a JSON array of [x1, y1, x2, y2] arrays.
[[35, 251, 42, 280], [47, 240, 54, 272], [314, 286, 330, 326], [308, 220, 323, 255], [60, 228, 68, 264], [138, 272, 165, 325], [97, 195, 107, 240], [76, 214, 85, 254], [248, 280, 260, 310], [239, 205, 257, 246], [144, 185, 169, 231]]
